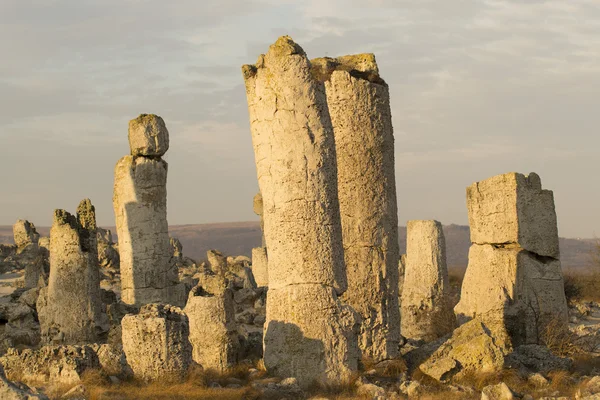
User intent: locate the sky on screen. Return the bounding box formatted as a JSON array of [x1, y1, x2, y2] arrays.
[[0, 0, 598, 238]]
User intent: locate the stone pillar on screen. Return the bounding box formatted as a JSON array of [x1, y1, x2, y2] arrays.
[[311, 54, 400, 361], [242, 36, 358, 386], [37, 199, 104, 344], [113, 114, 183, 307], [13, 220, 45, 289], [251, 247, 268, 288], [184, 276, 239, 372], [401, 220, 455, 342], [13, 220, 39, 249], [455, 172, 568, 345], [251, 192, 269, 287], [121, 303, 192, 382]]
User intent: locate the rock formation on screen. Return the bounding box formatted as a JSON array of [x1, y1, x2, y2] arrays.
[[12, 220, 45, 290], [13, 220, 39, 249], [311, 54, 400, 361], [37, 200, 106, 344], [242, 36, 359, 385], [401, 220, 454, 342], [251, 247, 268, 288], [184, 276, 239, 372], [121, 303, 192, 382], [455, 172, 568, 345], [251, 192, 269, 287], [113, 114, 183, 307], [419, 317, 511, 382]]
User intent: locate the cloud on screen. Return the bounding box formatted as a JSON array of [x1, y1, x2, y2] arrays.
[[0, 0, 598, 238]]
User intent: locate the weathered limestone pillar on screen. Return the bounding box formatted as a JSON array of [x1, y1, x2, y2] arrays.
[[37, 199, 104, 344], [121, 303, 192, 382], [113, 114, 183, 306], [401, 220, 455, 342], [311, 54, 400, 361], [242, 36, 358, 386], [13, 220, 39, 249], [251, 192, 269, 287], [184, 276, 239, 372], [455, 172, 568, 345], [13, 220, 45, 289]]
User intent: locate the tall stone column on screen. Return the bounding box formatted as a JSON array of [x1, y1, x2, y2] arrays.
[[242, 36, 358, 386], [311, 55, 400, 361], [113, 114, 183, 306], [401, 220, 455, 343], [13, 219, 45, 289], [455, 172, 568, 345], [37, 199, 105, 344], [251, 192, 268, 287]]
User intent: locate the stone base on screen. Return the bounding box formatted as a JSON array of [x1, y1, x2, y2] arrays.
[[264, 284, 359, 387]]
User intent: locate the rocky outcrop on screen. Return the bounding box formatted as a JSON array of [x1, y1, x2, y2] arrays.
[[37, 200, 106, 345], [113, 114, 183, 307], [251, 192, 269, 288], [11, 221, 45, 290], [251, 247, 268, 288], [12, 221, 39, 250], [401, 220, 455, 342], [455, 173, 568, 346], [242, 36, 358, 386], [121, 303, 192, 382], [0, 345, 100, 386], [311, 54, 400, 361], [419, 317, 512, 382], [0, 364, 49, 400], [184, 277, 239, 372]]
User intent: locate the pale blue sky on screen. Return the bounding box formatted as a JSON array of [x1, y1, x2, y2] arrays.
[[1, 0, 598, 238]]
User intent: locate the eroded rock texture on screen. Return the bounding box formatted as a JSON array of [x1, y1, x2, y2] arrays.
[[401, 220, 455, 342], [455, 172, 568, 346], [251, 247, 268, 288], [242, 36, 358, 385], [128, 114, 170, 157], [184, 277, 239, 372], [37, 200, 105, 344], [114, 114, 182, 306], [121, 303, 192, 382], [311, 54, 400, 361], [12, 220, 45, 290]]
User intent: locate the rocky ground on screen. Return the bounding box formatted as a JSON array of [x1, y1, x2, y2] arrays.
[[1, 233, 600, 399]]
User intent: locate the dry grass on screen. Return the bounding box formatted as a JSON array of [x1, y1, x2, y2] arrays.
[[539, 316, 584, 357]]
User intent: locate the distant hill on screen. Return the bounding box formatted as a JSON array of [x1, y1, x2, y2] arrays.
[[0, 222, 595, 271]]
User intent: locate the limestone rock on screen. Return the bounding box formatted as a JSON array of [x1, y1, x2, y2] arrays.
[[402, 220, 455, 342], [481, 383, 515, 400], [37, 200, 105, 345], [13, 220, 39, 250], [504, 345, 572, 373], [207, 249, 227, 273], [114, 155, 179, 306], [419, 318, 512, 382], [97, 228, 119, 269], [251, 247, 268, 288], [467, 172, 559, 258], [0, 364, 48, 400], [128, 114, 169, 157], [242, 35, 347, 293], [121, 303, 192, 382], [0, 302, 40, 351], [264, 284, 359, 386], [242, 36, 359, 385], [184, 283, 239, 371], [320, 54, 400, 361], [0, 345, 100, 386], [455, 244, 568, 345]]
